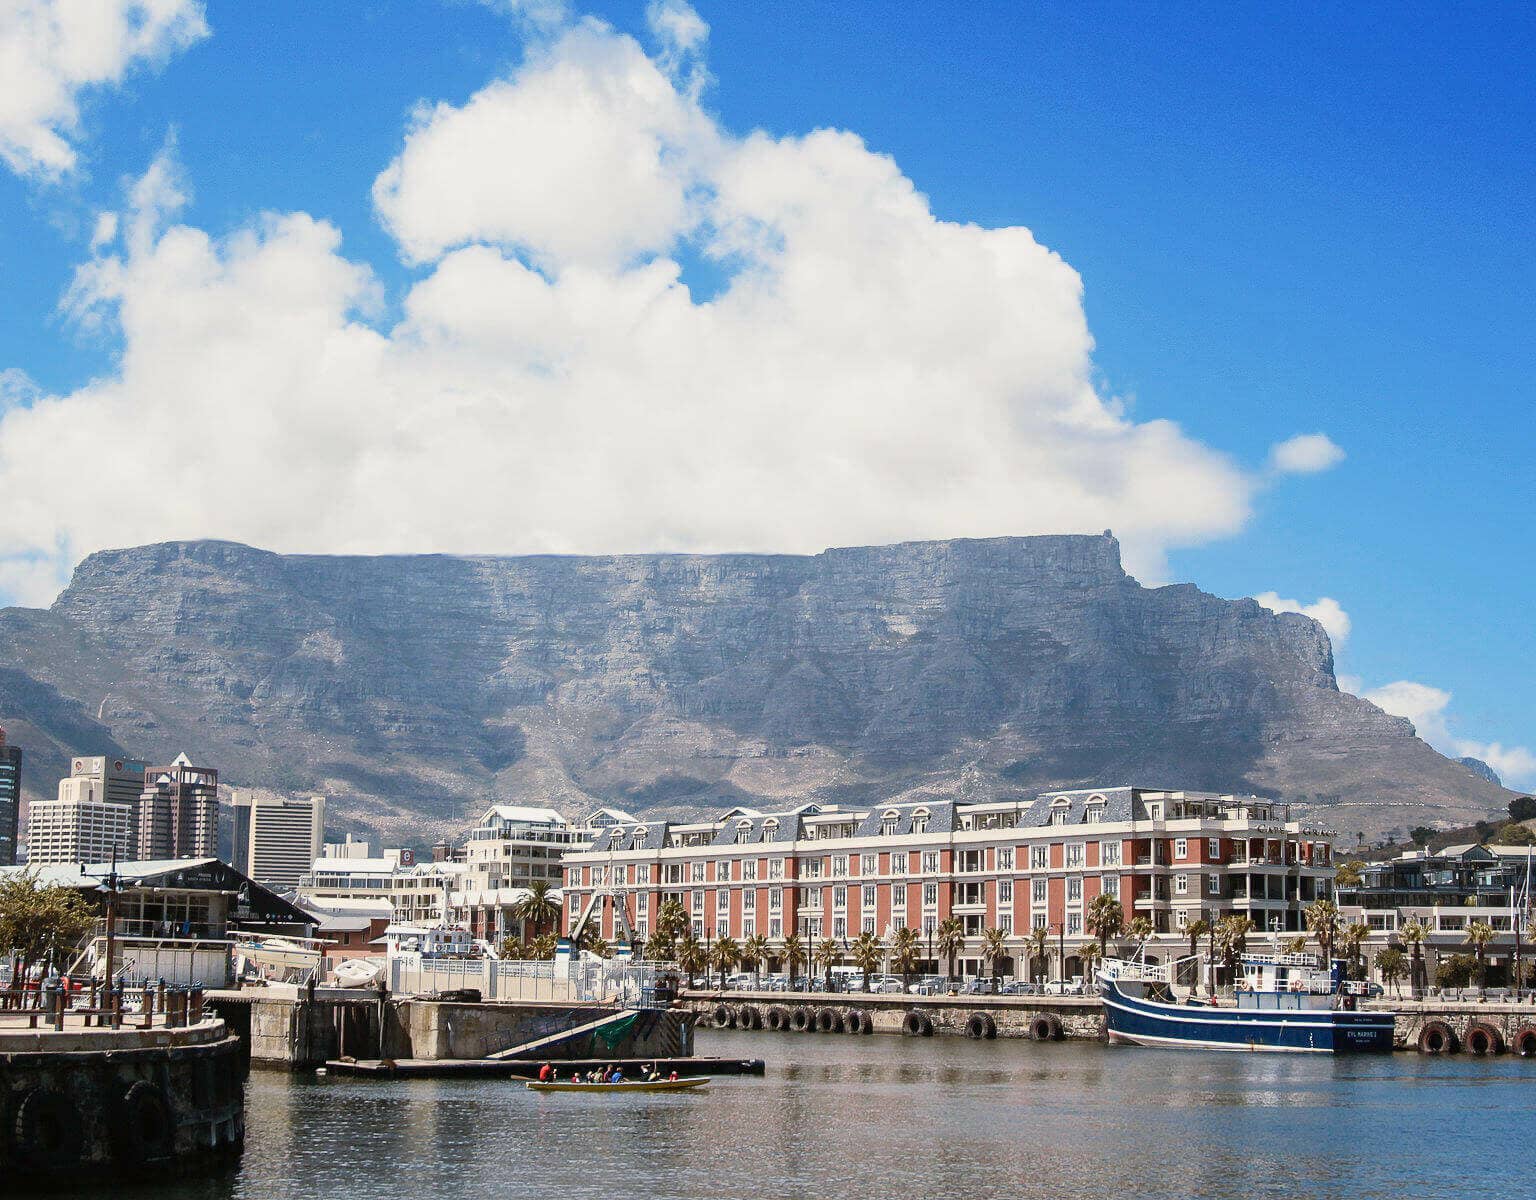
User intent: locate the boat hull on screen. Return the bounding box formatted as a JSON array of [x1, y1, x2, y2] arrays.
[[526, 1077, 709, 1092], [1101, 981, 1395, 1053]]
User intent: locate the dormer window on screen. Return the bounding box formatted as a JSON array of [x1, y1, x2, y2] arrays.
[[634, 826, 649, 848], [881, 809, 900, 836], [735, 818, 754, 844], [762, 817, 780, 842], [912, 807, 930, 835]]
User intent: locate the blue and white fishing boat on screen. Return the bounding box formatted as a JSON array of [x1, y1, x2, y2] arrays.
[[1098, 952, 1394, 1053]]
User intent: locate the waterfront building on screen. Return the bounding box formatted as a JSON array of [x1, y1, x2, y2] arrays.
[[136, 752, 220, 860], [0, 727, 20, 866], [232, 792, 326, 889], [26, 775, 135, 864], [561, 787, 1335, 979], [298, 845, 469, 928]]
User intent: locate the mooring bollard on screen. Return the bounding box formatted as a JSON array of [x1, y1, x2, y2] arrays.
[[141, 983, 156, 1029], [111, 985, 124, 1030], [189, 986, 205, 1023]]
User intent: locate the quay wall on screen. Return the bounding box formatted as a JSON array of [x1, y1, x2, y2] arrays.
[[680, 991, 1104, 1041], [1375, 1000, 1536, 1055], [0, 1018, 245, 1187], [208, 991, 691, 1068]]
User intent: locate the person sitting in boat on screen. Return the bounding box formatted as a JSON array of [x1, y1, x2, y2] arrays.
[[609, 1067, 625, 1083], [537, 1062, 554, 1083], [667, 1070, 679, 1082]]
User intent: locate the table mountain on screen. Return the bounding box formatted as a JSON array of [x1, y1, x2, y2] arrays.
[[0, 534, 1510, 846]]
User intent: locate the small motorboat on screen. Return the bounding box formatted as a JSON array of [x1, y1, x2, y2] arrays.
[[526, 1077, 709, 1093]]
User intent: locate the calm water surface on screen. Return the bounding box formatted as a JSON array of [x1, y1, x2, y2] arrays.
[[50, 1029, 1535, 1200]]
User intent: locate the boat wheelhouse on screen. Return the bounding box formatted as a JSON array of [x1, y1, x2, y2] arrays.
[[1098, 952, 1394, 1053]]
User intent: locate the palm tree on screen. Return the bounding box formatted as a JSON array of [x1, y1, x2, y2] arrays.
[[935, 917, 965, 981], [529, 932, 557, 960], [650, 899, 689, 961], [1282, 934, 1308, 954], [644, 927, 674, 962], [741, 933, 770, 988], [981, 926, 1010, 988], [584, 934, 610, 960], [1024, 925, 1051, 988], [1304, 898, 1341, 964], [1465, 921, 1496, 990], [1376, 946, 1407, 998], [676, 933, 706, 986], [512, 879, 562, 941], [1085, 893, 1125, 959], [1340, 921, 1371, 980], [1213, 915, 1254, 988], [709, 935, 741, 988], [1399, 919, 1429, 998], [1184, 918, 1211, 993], [1079, 941, 1104, 983], [1126, 916, 1154, 944], [813, 938, 841, 991], [890, 926, 921, 988], [781, 933, 806, 989], [849, 931, 883, 990]]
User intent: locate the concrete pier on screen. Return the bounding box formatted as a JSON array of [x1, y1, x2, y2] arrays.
[[682, 990, 1104, 1041]]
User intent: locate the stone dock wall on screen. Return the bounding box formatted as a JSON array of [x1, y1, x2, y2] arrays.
[[681, 991, 1104, 1041], [1377, 1000, 1536, 1055], [208, 991, 692, 1068], [0, 1018, 246, 1187]]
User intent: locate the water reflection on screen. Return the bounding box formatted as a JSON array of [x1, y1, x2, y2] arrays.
[[24, 1028, 1532, 1200]]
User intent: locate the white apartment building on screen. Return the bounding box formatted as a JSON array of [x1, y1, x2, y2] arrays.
[[26, 775, 135, 864]]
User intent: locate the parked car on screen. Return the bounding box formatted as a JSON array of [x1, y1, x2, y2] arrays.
[[1042, 976, 1086, 995], [962, 977, 1000, 995], [1000, 981, 1038, 995], [909, 975, 963, 995], [723, 973, 759, 991], [872, 976, 907, 994]]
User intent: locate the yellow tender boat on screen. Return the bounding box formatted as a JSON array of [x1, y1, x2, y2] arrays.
[[526, 1077, 709, 1093]]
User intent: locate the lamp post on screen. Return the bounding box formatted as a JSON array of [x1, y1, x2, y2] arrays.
[[80, 845, 125, 1007], [1056, 922, 1065, 987]]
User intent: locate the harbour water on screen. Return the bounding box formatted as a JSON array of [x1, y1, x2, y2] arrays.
[[48, 1029, 1532, 1199]]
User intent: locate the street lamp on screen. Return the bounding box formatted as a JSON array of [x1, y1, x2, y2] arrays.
[[81, 845, 125, 1005]]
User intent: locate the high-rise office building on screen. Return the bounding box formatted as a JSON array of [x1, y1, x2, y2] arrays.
[[26, 775, 134, 864], [136, 752, 219, 860], [0, 727, 20, 866], [231, 792, 325, 889], [67, 755, 149, 808]]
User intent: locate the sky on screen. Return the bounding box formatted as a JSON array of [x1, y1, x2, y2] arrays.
[[0, 1, 1531, 788]]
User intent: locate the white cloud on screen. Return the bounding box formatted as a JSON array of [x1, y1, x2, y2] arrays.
[[1363, 680, 1535, 791], [647, 0, 707, 55], [0, 0, 208, 178], [3, 11, 1336, 610], [1269, 432, 1344, 475], [1253, 592, 1351, 646]]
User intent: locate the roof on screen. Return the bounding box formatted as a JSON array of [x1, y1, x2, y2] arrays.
[[478, 804, 571, 827], [590, 820, 673, 853], [1018, 787, 1142, 827], [853, 800, 956, 839]]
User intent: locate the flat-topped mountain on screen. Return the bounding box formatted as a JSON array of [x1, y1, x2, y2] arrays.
[[0, 534, 1509, 844]]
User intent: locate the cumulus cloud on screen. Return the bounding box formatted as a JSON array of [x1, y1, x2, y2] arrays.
[[1269, 432, 1345, 475], [0, 0, 208, 178], [1253, 592, 1351, 646], [3, 8, 1333, 608], [1363, 680, 1535, 791]]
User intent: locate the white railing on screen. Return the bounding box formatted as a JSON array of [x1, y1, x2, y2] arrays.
[[387, 955, 675, 1005]]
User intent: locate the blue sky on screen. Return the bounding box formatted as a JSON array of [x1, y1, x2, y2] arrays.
[[0, 1, 1530, 786]]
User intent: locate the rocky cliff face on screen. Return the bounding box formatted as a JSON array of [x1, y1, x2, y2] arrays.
[[0, 535, 1510, 843]]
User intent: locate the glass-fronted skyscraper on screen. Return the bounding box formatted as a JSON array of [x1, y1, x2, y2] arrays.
[[0, 727, 21, 866]]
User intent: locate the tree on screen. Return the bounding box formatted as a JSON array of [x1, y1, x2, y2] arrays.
[[709, 935, 741, 987], [1334, 860, 1366, 889], [1437, 953, 1476, 999], [813, 938, 841, 991], [1126, 916, 1154, 944], [1304, 899, 1342, 963], [740, 933, 770, 987], [1399, 919, 1429, 997], [1282, 934, 1308, 954], [1410, 826, 1435, 849], [644, 927, 675, 962], [1214, 915, 1254, 981], [1184, 918, 1211, 993], [781, 933, 806, 987], [498, 936, 527, 961], [0, 872, 95, 981], [935, 917, 965, 981], [1465, 921, 1496, 988], [1340, 922, 1371, 980], [1493, 823, 1536, 846], [1085, 893, 1125, 958], [676, 933, 706, 985], [529, 932, 557, 960], [890, 926, 920, 988], [1376, 946, 1407, 998], [849, 931, 883, 990], [511, 880, 561, 940], [583, 934, 610, 960], [1024, 926, 1050, 989], [981, 926, 1010, 987], [649, 899, 689, 962], [1510, 796, 1536, 823]]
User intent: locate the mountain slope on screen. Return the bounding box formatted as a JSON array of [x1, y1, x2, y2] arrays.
[[0, 534, 1510, 844]]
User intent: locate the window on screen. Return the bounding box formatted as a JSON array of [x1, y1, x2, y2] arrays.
[[1207, 838, 1220, 861], [717, 921, 728, 938], [717, 889, 730, 912], [717, 860, 732, 881], [1066, 843, 1084, 868], [769, 888, 782, 911], [912, 808, 930, 834], [861, 853, 878, 876], [693, 920, 704, 937], [1176, 909, 1188, 930], [1033, 913, 1048, 931], [833, 855, 849, 878], [734, 820, 752, 844], [636, 864, 650, 885], [998, 879, 1013, 904], [568, 868, 580, 887], [863, 917, 876, 934], [833, 886, 847, 909], [1174, 874, 1188, 895], [592, 866, 605, 886], [744, 889, 756, 911], [1067, 913, 1082, 936], [803, 858, 823, 880], [691, 892, 704, 914], [1085, 806, 1101, 825], [923, 883, 938, 907], [998, 847, 1014, 871], [742, 918, 755, 937], [743, 859, 758, 881], [881, 809, 900, 836], [890, 853, 906, 877], [1032, 878, 1047, 904], [1049, 810, 1068, 827], [893, 883, 907, 908], [769, 918, 782, 939], [1067, 877, 1083, 902], [1031, 845, 1048, 870], [691, 862, 705, 883], [922, 851, 939, 874], [1174, 839, 1188, 860], [1100, 841, 1121, 867], [1148, 804, 1162, 819], [1100, 875, 1118, 899], [1207, 874, 1221, 896], [862, 885, 876, 908], [827, 916, 845, 939], [769, 858, 784, 880]]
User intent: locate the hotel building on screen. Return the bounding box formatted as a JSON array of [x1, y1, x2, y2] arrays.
[[561, 787, 1335, 978], [26, 774, 136, 865], [232, 792, 326, 889]]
